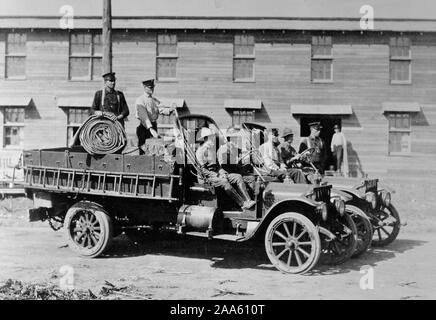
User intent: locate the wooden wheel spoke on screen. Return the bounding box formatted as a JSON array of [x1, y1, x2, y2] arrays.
[[79, 234, 86, 246], [272, 242, 287, 247], [287, 250, 293, 266], [274, 230, 288, 241], [297, 247, 310, 258], [377, 228, 383, 240], [90, 233, 99, 246], [276, 248, 288, 259], [380, 227, 391, 236], [292, 221, 297, 237], [294, 250, 303, 266], [298, 241, 312, 246], [296, 229, 307, 240], [283, 222, 292, 238]]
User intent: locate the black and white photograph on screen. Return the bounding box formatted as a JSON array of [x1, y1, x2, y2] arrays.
[[0, 0, 435, 304]]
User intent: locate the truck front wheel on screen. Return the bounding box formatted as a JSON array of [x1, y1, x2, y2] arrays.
[[64, 201, 113, 258]]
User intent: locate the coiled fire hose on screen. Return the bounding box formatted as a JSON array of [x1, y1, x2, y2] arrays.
[[78, 113, 127, 155]]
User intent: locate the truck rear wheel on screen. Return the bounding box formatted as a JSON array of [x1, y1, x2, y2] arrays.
[[64, 201, 113, 258], [265, 212, 321, 274]]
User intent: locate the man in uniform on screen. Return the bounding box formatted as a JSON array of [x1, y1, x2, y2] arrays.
[[278, 128, 307, 183], [91, 72, 130, 127], [299, 121, 327, 174], [196, 127, 256, 210], [135, 79, 175, 154]]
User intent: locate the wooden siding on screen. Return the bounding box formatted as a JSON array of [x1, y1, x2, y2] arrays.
[[0, 29, 435, 179]]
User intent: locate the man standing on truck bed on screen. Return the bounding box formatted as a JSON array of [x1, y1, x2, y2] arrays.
[[91, 72, 130, 127], [135, 79, 175, 155]]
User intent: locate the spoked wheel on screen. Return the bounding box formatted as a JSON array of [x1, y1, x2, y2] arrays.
[[265, 212, 321, 274], [320, 213, 357, 265], [371, 204, 401, 247], [64, 201, 113, 258], [347, 205, 373, 258]]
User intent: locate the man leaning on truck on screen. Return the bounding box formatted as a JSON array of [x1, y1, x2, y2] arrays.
[[135, 79, 175, 155]]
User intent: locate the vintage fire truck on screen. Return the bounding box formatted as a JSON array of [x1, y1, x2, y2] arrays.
[[18, 114, 365, 274]]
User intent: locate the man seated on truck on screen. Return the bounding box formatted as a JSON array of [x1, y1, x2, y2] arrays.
[[258, 128, 307, 184], [196, 127, 256, 210], [217, 125, 257, 193]]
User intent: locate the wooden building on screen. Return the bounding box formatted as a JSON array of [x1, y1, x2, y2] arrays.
[[1, 0, 436, 180]]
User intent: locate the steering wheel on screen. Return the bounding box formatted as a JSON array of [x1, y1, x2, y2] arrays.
[[299, 147, 316, 162]]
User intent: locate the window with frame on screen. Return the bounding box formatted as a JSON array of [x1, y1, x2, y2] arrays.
[[69, 32, 102, 80], [233, 34, 255, 82], [231, 109, 255, 126], [5, 33, 26, 79], [66, 108, 90, 146], [311, 36, 333, 82], [3, 107, 25, 148], [156, 34, 177, 81], [388, 112, 411, 154], [390, 37, 411, 84]]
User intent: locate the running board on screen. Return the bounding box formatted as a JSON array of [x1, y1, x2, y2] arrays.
[[184, 231, 245, 242]]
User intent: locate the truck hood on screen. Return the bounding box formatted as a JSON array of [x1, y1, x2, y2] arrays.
[[322, 176, 395, 195], [263, 182, 314, 201]]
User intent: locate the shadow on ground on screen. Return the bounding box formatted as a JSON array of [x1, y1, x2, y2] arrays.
[[100, 232, 426, 275]]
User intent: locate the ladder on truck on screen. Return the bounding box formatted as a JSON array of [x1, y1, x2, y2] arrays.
[[23, 165, 181, 201]]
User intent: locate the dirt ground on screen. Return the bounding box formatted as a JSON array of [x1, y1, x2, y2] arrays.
[[1, 177, 436, 300], [0, 225, 435, 300]]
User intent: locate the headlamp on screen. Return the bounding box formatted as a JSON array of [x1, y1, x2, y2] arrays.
[[334, 199, 346, 216], [317, 203, 328, 221], [380, 191, 391, 208], [365, 192, 377, 210]]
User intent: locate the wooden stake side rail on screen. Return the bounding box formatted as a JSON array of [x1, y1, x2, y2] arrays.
[[22, 165, 181, 201]]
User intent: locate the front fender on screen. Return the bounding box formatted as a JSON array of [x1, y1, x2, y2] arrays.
[[238, 198, 319, 242], [331, 189, 353, 203]]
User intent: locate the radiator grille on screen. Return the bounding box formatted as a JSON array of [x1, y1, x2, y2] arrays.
[[364, 179, 379, 193], [313, 185, 332, 202]]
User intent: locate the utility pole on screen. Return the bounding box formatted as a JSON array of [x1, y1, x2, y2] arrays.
[[102, 0, 112, 74]]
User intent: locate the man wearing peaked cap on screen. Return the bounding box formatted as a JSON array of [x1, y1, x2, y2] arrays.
[[135, 79, 175, 155], [90, 72, 130, 127], [299, 121, 327, 173]]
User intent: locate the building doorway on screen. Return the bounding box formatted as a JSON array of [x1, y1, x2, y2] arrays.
[[300, 116, 342, 171]]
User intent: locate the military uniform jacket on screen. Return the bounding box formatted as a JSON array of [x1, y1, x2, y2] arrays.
[[299, 135, 326, 163], [91, 89, 130, 119], [196, 143, 222, 178], [135, 94, 172, 129]]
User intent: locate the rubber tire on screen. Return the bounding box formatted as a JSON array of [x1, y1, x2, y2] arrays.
[[347, 205, 373, 258], [64, 201, 113, 258], [320, 212, 358, 265], [371, 204, 401, 247], [265, 212, 321, 274]]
